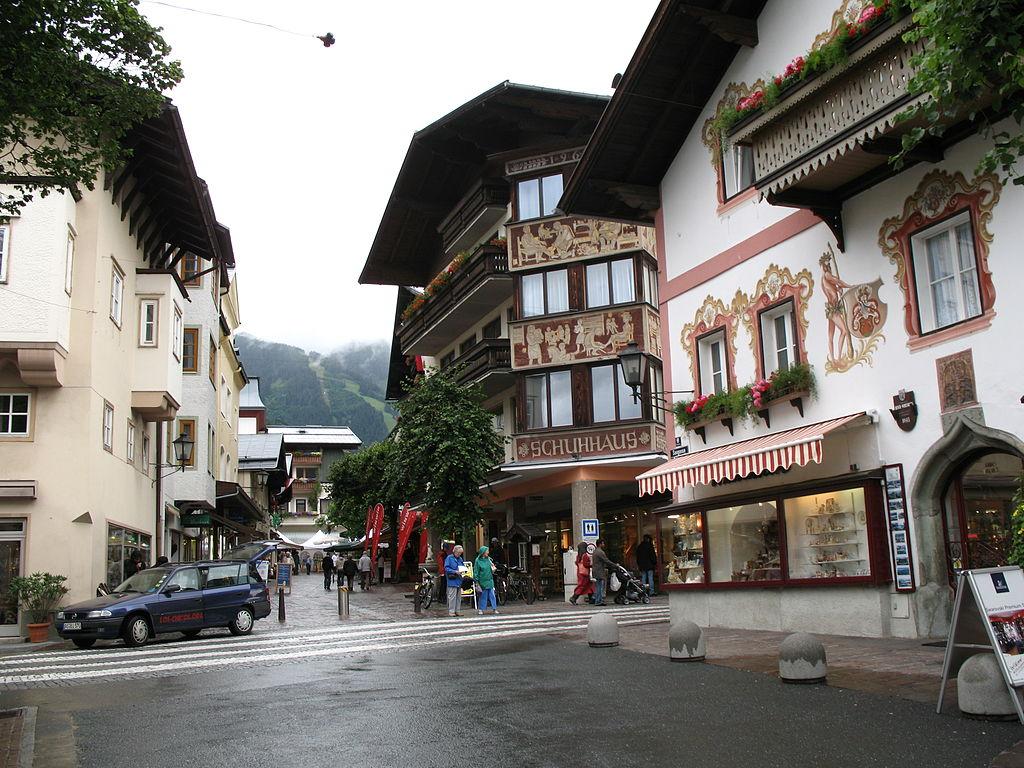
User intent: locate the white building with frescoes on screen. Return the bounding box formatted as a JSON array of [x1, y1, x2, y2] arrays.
[[562, 0, 1024, 638]]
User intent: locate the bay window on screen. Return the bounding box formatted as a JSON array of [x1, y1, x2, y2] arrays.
[[516, 173, 563, 221], [911, 212, 982, 333], [172, 307, 182, 361], [759, 301, 798, 375], [586, 258, 635, 309], [110, 262, 124, 326], [591, 363, 642, 423], [521, 269, 568, 317], [139, 300, 159, 347], [524, 370, 572, 430], [642, 260, 659, 307]]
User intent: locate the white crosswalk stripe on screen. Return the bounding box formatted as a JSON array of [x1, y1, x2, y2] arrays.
[[0, 606, 669, 687]]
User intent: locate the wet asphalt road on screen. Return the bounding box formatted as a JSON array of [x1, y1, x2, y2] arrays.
[[4, 633, 1019, 768]]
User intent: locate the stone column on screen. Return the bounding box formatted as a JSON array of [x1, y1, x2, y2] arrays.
[[568, 480, 598, 602]]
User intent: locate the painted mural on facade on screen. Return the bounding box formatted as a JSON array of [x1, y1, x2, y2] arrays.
[[936, 349, 978, 413], [820, 245, 886, 374], [508, 216, 656, 270], [740, 263, 814, 380], [510, 306, 650, 369], [679, 294, 743, 394]]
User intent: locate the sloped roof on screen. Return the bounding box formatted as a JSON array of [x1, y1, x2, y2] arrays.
[[238, 433, 284, 470], [560, 0, 768, 222], [359, 81, 608, 287], [239, 377, 266, 410], [267, 426, 362, 447]]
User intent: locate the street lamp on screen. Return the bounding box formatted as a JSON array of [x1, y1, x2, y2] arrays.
[[618, 340, 647, 403], [171, 431, 194, 470]]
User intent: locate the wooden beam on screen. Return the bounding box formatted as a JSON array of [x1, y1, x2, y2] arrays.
[[861, 136, 944, 164], [588, 179, 661, 213], [767, 189, 845, 252], [678, 4, 758, 47]]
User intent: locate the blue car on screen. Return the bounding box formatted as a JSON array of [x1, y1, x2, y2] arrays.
[[56, 541, 277, 649]]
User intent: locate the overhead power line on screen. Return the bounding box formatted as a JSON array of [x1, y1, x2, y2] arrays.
[[140, 1, 335, 46]]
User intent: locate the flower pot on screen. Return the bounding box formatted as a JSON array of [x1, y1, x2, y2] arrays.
[[27, 622, 50, 643]]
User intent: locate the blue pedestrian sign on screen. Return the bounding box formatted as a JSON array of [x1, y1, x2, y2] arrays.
[[581, 519, 599, 540]]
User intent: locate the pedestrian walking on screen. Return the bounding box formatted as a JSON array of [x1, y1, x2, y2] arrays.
[[302, 552, 312, 576], [568, 542, 595, 605], [358, 550, 372, 591], [341, 553, 357, 590], [444, 545, 466, 617], [322, 550, 335, 591], [474, 546, 498, 615], [591, 539, 611, 606], [636, 534, 657, 595]]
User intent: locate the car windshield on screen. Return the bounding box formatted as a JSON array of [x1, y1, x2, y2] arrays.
[[113, 568, 170, 594]]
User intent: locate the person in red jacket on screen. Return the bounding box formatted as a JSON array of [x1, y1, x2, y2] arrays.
[[569, 542, 595, 606]]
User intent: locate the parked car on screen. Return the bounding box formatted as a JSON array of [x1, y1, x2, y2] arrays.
[[55, 542, 277, 649]]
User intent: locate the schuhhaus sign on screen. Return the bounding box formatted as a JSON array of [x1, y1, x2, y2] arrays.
[[514, 424, 666, 462]]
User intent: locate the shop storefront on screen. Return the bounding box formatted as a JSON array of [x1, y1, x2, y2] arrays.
[[106, 524, 153, 586], [657, 476, 888, 588]]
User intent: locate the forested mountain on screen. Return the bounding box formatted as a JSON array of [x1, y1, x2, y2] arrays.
[[235, 335, 396, 445]]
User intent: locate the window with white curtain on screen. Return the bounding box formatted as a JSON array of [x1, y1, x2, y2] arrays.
[[697, 330, 727, 395], [759, 302, 798, 375], [524, 370, 573, 429], [591, 363, 642, 423], [721, 142, 754, 199], [911, 211, 982, 333], [586, 258, 635, 309], [521, 269, 568, 317], [516, 173, 564, 220]]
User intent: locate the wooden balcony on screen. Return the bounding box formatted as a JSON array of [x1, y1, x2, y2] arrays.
[[292, 479, 319, 495], [725, 15, 971, 248], [438, 178, 510, 255], [398, 242, 511, 356], [443, 338, 513, 398], [511, 421, 667, 465], [291, 453, 322, 468]]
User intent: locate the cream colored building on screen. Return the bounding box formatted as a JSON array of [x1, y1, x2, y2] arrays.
[[0, 104, 233, 635]]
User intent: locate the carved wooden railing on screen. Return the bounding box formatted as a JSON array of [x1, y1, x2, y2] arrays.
[[728, 16, 925, 196], [397, 242, 510, 353], [443, 338, 512, 386], [438, 179, 509, 253]]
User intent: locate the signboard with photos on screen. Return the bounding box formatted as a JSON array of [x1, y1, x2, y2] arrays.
[[938, 567, 1024, 723], [883, 464, 915, 592]]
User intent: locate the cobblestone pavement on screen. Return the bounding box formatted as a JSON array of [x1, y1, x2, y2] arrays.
[[0, 710, 23, 768]]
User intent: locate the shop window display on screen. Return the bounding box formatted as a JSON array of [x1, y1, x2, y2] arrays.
[[784, 489, 870, 579], [662, 512, 704, 584], [707, 502, 780, 583]]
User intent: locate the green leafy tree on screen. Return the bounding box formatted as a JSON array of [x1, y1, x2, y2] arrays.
[[322, 439, 404, 536], [894, 0, 1024, 185], [1, 0, 183, 215], [393, 367, 505, 544], [1007, 478, 1024, 569]]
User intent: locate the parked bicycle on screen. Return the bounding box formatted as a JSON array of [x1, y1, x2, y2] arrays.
[[494, 563, 536, 605], [416, 567, 436, 609]]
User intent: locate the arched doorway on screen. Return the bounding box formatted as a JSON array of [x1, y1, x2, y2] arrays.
[[942, 451, 1023, 584]]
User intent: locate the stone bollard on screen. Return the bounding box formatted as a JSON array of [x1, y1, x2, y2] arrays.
[[669, 619, 705, 662], [778, 632, 827, 684], [587, 614, 619, 648], [958, 654, 1017, 719]]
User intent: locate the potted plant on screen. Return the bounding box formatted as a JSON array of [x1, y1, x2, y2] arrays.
[[9, 572, 68, 642]]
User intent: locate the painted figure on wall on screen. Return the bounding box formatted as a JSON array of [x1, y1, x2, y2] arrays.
[[820, 246, 887, 374]]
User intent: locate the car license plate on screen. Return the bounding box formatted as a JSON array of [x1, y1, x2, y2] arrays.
[[63, 622, 82, 631]]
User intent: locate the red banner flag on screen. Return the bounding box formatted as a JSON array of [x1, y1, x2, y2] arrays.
[[370, 503, 385, 569], [417, 511, 430, 565], [395, 503, 416, 576], [363, 505, 374, 545]]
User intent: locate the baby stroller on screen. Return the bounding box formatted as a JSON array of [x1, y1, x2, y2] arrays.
[[610, 563, 651, 605]]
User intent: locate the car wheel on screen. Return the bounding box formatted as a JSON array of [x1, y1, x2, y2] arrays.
[[228, 607, 254, 636], [122, 615, 151, 647], [72, 638, 95, 649], [181, 629, 202, 639]]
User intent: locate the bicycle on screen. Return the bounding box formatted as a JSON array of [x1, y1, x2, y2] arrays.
[[504, 566, 536, 605], [416, 567, 436, 610]]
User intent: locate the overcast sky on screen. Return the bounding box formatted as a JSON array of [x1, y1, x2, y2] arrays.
[[140, 0, 659, 353]]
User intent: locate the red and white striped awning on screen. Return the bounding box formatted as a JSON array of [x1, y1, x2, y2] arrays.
[[637, 413, 867, 496]]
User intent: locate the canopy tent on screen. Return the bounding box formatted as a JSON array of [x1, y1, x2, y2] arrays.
[[299, 530, 345, 550], [636, 413, 868, 495], [271, 530, 304, 548]]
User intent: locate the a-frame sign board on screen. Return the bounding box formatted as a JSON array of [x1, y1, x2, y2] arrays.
[[937, 566, 1024, 723]]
